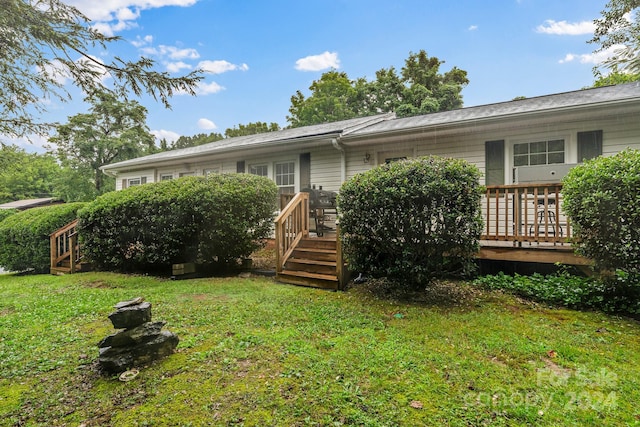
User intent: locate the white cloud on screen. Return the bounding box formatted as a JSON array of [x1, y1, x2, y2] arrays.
[[65, 1, 198, 23], [295, 51, 340, 71], [166, 61, 192, 73], [195, 81, 224, 95], [151, 129, 181, 143], [198, 60, 249, 74], [559, 44, 626, 64], [536, 19, 596, 36], [468, 25, 478, 31], [155, 45, 200, 60], [132, 35, 153, 48], [197, 118, 217, 130]]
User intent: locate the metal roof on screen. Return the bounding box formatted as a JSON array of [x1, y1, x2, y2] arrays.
[[347, 82, 640, 137], [102, 113, 395, 171]]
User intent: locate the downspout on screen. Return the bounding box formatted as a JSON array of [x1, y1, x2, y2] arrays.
[[331, 137, 346, 184]]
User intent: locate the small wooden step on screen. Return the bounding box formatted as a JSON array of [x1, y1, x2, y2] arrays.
[[297, 238, 337, 250], [292, 247, 337, 262], [285, 258, 336, 275], [277, 269, 339, 290], [280, 270, 338, 281]]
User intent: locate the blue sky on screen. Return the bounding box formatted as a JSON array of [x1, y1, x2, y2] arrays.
[[11, 0, 615, 152]]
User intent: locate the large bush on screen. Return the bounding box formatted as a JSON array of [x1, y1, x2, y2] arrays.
[[563, 149, 640, 276], [0, 203, 86, 272], [338, 156, 483, 289], [78, 174, 278, 272], [0, 208, 18, 223]]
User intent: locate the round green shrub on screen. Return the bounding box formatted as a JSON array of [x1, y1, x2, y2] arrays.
[[0, 203, 86, 273], [78, 174, 278, 272], [338, 156, 483, 289], [563, 149, 640, 275]]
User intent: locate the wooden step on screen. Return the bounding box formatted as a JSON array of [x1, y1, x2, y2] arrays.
[[276, 270, 339, 290], [292, 247, 337, 262], [285, 258, 336, 275], [297, 238, 337, 250]]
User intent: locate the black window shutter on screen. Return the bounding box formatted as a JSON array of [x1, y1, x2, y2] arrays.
[[577, 130, 603, 162], [485, 140, 505, 186]]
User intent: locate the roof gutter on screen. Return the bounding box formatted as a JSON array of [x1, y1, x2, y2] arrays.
[[331, 136, 346, 183]]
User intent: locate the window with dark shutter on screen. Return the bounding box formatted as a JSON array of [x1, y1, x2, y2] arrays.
[[485, 140, 505, 186], [577, 130, 603, 162]]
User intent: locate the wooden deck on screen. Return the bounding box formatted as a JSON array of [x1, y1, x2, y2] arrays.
[[274, 183, 589, 287]]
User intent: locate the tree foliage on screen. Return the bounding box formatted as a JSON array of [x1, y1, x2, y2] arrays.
[[160, 122, 282, 151], [224, 122, 281, 138], [0, 0, 202, 138], [591, 0, 640, 74], [167, 133, 225, 150], [49, 91, 156, 200], [338, 156, 482, 290], [0, 145, 61, 203], [287, 50, 469, 127]]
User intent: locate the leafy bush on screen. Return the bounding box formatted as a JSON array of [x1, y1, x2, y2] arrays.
[[0, 203, 86, 272], [563, 149, 640, 275], [475, 271, 640, 315], [338, 156, 483, 289], [0, 208, 18, 223], [78, 174, 278, 273]]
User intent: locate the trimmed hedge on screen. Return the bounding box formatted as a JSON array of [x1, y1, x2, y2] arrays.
[[338, 156, 483, 289], [0, 209, 18, 224], [0, 203, 86, 273], [563, 149, 640, 276], [78, 174, 278, 272]]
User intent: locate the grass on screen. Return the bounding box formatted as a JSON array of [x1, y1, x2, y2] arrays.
[[1, 272, 639, 426]]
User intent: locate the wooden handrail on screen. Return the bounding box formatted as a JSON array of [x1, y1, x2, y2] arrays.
[[274, 192, 310, 273], [482, 183, 571, 244]]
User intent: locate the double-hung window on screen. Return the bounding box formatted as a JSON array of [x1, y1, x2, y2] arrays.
[[249, 164, 268, 177], [275, 161, 295, 194]]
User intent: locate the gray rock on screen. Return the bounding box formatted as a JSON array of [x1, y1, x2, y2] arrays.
[[114, 297, 145, 309], [98, 330, 179, 373], [108, 302, 151, 329], [98, 321, 167, 349]]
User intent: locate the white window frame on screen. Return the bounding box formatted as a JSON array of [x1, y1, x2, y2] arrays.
[[274, 161, 296, 194], [160, 173, 174, 181], [179, 171, 195, 177], [248, 163, 269, 177]]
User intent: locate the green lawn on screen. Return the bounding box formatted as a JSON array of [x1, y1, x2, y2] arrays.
[[1, 272, 639, 426]]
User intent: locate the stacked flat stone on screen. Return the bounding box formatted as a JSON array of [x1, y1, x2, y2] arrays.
[[98, 297, 179, 373]]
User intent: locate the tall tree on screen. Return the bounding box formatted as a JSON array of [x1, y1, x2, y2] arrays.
[[0, 145, 61, 203], [591, 0, 640, 74], [170, 132, 225, 150], [1, 0, 202, 138], [287, 71, 361, 127], [286, 51, 469, 127], [224, 122, 281, 138], [50, 91, 155, 199]]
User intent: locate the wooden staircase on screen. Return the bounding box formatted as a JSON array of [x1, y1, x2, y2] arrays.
[[50, 220, 87, 274], [275, 192, 346, 290], [278, 237, 341, 289]]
